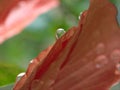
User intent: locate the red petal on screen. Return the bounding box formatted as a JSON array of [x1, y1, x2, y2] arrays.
[[14, 0, 120, 90], [0, 0, 59, 43]]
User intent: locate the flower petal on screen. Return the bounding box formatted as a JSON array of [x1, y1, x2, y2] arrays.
[[0, 0, 59, 44], [14, 0, 120, 90]]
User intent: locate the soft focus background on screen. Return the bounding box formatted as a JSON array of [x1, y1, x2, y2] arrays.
[[0, 0, 120, 89]]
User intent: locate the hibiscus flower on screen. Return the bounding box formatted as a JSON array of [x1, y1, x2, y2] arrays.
[[14, 0, 120, 90]]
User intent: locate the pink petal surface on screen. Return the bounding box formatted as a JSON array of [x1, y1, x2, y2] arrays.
[[0, 0, 59, 44], [14, 0, 120, 90]]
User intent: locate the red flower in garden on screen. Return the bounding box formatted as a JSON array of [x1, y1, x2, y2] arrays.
[[12, 0, 120, 89], [0, 0, 59, 44]]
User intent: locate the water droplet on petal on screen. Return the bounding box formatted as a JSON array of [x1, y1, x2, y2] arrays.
[[56, 28, 66, 39], [95, 55, 108, 68], [96, 43, 105, 54], [115, 63, 120, 75], [78, 12, 83, 20], [111, 50, 120, 62], [30, 59, 34, 64], [16, 72, 25, 82]]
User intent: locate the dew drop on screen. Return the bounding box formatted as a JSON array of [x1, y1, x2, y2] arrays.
[[56, 28, 66, 39], [30, 59, 34, 64], [115, 63, 120, 75], [111, 49, 120, 62], [78, 12, 83, 20], [95, 55, 108, 68], [16, 72, 25, 82], [96, 43, 105, 54]]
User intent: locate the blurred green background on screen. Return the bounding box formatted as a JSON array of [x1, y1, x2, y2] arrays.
[[0, 0, 120, 89]]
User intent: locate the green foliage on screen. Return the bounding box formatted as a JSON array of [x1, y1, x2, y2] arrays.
[[0, 63, 24, 86], [0, 84, 13, 90]]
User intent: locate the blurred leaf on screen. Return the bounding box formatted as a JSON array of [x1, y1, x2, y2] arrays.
[[0, 63, 24, 86], [0, 84, 13, 90]]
